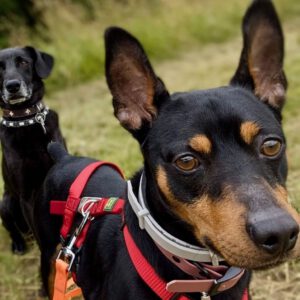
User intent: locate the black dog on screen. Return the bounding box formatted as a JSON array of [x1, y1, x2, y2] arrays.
[[34, 1, 300, 299], [0, 46, 65, 254]]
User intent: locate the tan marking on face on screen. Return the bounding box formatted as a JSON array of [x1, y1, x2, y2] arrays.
[[240, 121, 260, 144], [273, 185, 300, 225], [189, 134, 212, 155], [156, 166, 300, 267]]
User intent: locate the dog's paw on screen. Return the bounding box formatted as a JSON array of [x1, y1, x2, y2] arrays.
[[11, 239, 27, 255]]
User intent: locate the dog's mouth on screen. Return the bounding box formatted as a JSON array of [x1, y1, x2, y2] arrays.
[[7, 97, 28, 105]]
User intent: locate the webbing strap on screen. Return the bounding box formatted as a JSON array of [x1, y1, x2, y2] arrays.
[[242, 289, 249, 300], [123, 225, 190, 300], [53, 259, 82, 300], [60, 161, 124, 239]]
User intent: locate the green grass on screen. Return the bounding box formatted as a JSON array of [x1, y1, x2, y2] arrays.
[[1, 1, 300, 299], [5, 0, 300, 94]]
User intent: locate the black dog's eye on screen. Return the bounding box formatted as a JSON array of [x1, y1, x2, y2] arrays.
[[0, 62, 4, 70], [16, 57, 29, 67], [174, 155, 199, 172], [260, 139, 282, 157]]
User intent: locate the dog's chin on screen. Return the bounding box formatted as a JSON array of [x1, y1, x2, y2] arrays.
[[250, 255, 290, 270], [221, 250, 291, 270], [199, 236, 292, 270]]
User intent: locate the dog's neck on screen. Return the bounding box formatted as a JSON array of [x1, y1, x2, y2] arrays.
[[125, 169, 206, 278], [125, 173, 192, 283], [136, 168, 200, 245]]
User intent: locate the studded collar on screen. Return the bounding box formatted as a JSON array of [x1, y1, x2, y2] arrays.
[[0, 101, 49, 134], [1, 101, 45, 119]]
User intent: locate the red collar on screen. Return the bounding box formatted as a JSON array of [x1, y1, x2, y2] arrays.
[[50, 161, 249, 300]]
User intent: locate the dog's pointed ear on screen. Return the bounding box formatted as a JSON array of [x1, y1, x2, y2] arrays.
[[105, 27, 169, 137], [24, 46, 54, 79], [230, 0, 287, 110]]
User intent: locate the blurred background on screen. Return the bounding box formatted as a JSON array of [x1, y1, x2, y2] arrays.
[[1, 0, 300, 299]]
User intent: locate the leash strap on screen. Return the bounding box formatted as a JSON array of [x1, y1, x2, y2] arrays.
[[53, 259, 82, 300]]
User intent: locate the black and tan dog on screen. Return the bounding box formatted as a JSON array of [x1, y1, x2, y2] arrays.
[[0, 46, 65, 253], [34, 0, 300, 299]]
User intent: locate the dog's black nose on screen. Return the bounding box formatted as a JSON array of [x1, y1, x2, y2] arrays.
[[5, 80, 21, 93], [247, 213, 299, 255]]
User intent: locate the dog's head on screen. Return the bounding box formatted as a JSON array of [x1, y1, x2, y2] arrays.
[[0, 46, 53, 107], [105, 0, 300, 269]]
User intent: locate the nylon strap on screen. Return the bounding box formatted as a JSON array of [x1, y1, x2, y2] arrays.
[[123, 225, 190, 300], [60, 161, 124, 239], [53, 259, 82, 300]]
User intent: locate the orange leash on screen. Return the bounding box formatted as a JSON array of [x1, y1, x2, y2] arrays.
[[53, 259, 82, 300]]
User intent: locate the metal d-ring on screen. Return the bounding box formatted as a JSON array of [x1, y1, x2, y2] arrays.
[[35, 112, 47, 134]]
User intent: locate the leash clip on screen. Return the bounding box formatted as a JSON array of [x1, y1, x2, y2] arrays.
[[57, 199, 99, 271], [35, 112, 47, 134]]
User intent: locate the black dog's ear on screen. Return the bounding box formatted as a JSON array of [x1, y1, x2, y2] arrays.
[[230, 0, 287, 110], [105, 27, 169, 136], [24, 46, 54, 79]]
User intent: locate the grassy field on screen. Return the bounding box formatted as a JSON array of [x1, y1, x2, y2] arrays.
[[1, 1, 300, 300], [4, 0, 300, 93]]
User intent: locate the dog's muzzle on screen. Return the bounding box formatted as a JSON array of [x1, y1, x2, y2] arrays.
[[2, 80, 32, 105]]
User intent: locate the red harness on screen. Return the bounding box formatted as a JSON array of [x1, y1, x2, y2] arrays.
[[50, 161, 248, 300]]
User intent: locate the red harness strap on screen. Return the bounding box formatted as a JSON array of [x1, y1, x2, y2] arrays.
[[123, 225, 190, 300], [58, 161, 124, 242]]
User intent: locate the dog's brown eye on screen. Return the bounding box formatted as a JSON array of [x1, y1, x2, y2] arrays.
[[16, 57, 29, 67], [19, 60, 28, 66], [261, 139, 282, 157], [174, 155, 199, 172]]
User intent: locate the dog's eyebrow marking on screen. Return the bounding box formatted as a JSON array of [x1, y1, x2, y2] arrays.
[[240, 121, 260, 145], [189, 134, 212, 154]]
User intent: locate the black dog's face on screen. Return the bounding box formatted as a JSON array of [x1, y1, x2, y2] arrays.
[[0, 47, 53, 107], [147, 87, 299, 269], [105, 0, 300, 269]]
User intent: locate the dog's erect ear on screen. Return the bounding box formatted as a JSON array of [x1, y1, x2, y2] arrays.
[[105, 27, 169, 135], [24, 46, 54, 79], [230, 0, 287, 110]]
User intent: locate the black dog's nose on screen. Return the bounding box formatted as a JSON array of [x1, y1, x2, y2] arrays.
[[247, 213, 299, 255], [5, 79, 21, 93]]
